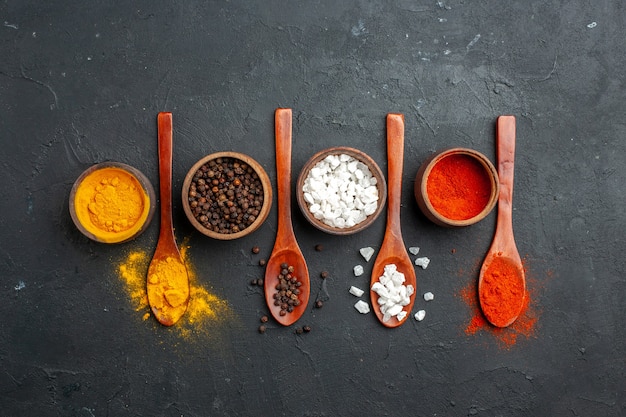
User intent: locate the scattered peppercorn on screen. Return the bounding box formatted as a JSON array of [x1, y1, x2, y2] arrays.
[[252, 246, 260, 254], [315, 300, 323, 308], [295, 327, 304, 334], [315, 244, 323, 252], [260, 315, 269, 323], [187, 157, 264, 234], [256, 278, 264, 286], [250, 279, 258, 286], [320, 271, 329, 279], [258, 325, 266, 334], [303, 325, 311, 333], [259, 259, 266, 266]]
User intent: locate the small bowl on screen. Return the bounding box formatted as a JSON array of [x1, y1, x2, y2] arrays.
[[414, 148, 499, 227], [182, 151, 272, 240], [69, 162, 156, 243], [296, 146, 387, 235]]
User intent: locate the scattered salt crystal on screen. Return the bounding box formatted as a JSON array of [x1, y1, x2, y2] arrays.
[[354, 300, 370, 314], [414, 310, 426, 321], [349, 286, 364, 297], [353, 265, 364, 276], [408, 247, 420, 255], [359, 247, 375, 262], [415, 256, 430, 269], [423, 292, 434, 301]]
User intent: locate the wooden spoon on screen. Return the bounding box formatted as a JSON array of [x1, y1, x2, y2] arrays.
[[478, 115, 526, 328], [146, 112, 190, 326], [264, 108, 310, 326], [369, 114, 416, 327]]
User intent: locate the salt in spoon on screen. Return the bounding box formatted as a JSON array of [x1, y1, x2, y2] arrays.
[[369, 114, 416, 327]]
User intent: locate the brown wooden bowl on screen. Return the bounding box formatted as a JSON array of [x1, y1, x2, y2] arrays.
[[181, 151, 272, 240], [69, 161, 156, 243], [414, 147, 499, 227], [296, 146, 387, 235]]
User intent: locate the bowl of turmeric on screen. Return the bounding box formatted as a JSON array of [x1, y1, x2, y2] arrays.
[[69, 162, 156, 243], [414, 148, 499, 227]]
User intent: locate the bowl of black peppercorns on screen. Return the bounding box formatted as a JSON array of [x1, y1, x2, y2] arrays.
[[182, 152, 273, 240]]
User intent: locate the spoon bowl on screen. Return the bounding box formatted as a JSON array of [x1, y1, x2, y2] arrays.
[[147, 112, 190, 326], [478, 115, 526, 328], [264, 108, 310, 326], [263, 248, 310, 324], [369, 114, 416, 328]]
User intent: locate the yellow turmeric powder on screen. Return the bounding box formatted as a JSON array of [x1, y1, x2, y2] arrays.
[[73, 165, 151, 243], [147, 256, 190, 326], [116, 243, 237, 342]]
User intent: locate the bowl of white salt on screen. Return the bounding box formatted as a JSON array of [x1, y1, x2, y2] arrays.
[[296, 147, 387, 235]]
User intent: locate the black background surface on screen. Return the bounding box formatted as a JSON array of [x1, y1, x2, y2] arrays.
[[1, 1, 625, 416]]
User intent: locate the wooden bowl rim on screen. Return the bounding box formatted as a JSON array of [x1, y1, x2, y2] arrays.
[[69, 161, 156, 243], [414, 147, 499, 227], [181, 151, 273, 240], [296, 146, 387, 235]]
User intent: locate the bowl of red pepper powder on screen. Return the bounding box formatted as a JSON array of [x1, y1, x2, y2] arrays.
[[414, 148, 499, 227]]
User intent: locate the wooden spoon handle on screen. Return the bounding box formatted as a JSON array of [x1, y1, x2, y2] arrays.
[[386, 113, 405, 236], [495, 115, 516, 245], [157, 112, 174, 240], [275, 108, 295, 239]]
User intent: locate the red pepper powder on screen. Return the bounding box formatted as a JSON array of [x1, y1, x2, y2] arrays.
[[427, 154, 492, 220], [479, 256, 525, 327], [459, 259, 540, 349]]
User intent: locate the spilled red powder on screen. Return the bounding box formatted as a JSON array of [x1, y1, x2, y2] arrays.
[[458, 259, 541, 349]]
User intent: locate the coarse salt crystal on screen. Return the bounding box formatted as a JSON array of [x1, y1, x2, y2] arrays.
[[353, 265, 364, 276], [302, 154, 379, 229], [359, 247, 375, 262], [408, 246, 420, 255], [396, 310, 408, 322], [415, 257, 430, 269], [354, 300, 370, 314], [349, 286, 364, 297], [371, 263, 414, 322], [414, 310, 426, 321], [423, 292, 434, 301]]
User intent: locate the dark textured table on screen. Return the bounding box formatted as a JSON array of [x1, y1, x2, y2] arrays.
[[2, 1, 624, 416]]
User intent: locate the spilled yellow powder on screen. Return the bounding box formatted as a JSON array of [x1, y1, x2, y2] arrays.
[[116, 242, 236, 341]]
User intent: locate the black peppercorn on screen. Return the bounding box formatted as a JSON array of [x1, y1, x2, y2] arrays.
[[315, 300, 323, 308], [315, 244, 323, 252], [258, 325, 266, 334], [272, 263, 302, 317], [252, 246, 260, 254], [187, 157, 264, 235], [320, 271, 329, 279], [260, 315, 269, 323], [303, 325, 311, 333]]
